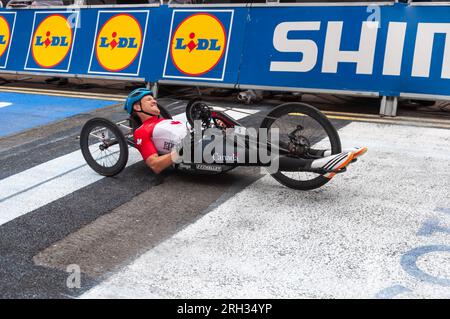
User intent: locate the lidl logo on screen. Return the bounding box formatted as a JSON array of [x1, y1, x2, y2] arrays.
[[98, 31, 139, 50], [25, 12, 78, 72], [174, 34, 222, 52], [164, 10, 233, 81], [0, 13, 16, 69], [0, 16, 11, 59], [31, 15, 73, 68], [34, 31, 69, 48], [171, 15, 225, 76], [89, 11, 149, 76]]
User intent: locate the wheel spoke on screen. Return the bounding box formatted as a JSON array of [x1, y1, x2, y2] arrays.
[[95, 149, 102, 162], [271, 109, 332, 183], [107, 150, 116, 167], [104, 152, 111, 167]]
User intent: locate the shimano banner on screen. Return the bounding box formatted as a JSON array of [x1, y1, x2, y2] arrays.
[[239, 3, 450, 97]]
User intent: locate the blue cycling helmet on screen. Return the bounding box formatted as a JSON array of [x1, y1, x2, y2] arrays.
[[124, 88, 153, 114]]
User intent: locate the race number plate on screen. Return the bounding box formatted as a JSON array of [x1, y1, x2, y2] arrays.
[[234, 126, 246, 135], [195, 164, 222, 172]]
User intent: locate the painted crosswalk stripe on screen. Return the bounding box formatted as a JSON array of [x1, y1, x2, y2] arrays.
[[0, 148, 143, 226]]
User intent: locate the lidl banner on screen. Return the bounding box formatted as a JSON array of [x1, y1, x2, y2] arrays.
[[25, 11, 78, 72], [88, 10, 149, 76], [2, 3, 450, 98], [162, 10, 233, 81], [0, 12, 16, 69]]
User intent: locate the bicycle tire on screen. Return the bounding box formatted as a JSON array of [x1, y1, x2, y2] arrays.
[[260, 102, 341, 190], [80, 118, 129, 177]]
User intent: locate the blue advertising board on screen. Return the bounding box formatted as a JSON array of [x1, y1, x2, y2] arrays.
[[0, 3, 449, 99], [87, 10, 149, 77], [239, 4, 450, 97], [162, 9, 234, 82], [24, 11, 79, 72], [0, 12, 16, 69]]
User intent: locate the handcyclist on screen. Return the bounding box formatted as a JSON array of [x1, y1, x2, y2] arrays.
[[124, 88, 367, 175]]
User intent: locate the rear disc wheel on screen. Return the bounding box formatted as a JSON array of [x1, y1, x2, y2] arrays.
[[260, 102, 341, 190]]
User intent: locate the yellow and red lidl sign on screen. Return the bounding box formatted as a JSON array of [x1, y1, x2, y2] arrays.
[[164, 10, 233, 81], [0, 16, 11, 60], [0, 13, 16, 69], [25, 12, 78, 72], [89, 11, 149, 76]]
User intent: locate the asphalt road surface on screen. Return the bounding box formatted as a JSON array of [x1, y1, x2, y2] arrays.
[[1, 91, 449, 299]]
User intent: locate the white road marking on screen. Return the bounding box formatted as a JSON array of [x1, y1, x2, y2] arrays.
[[0, 109, 255, 227], [82, 122, 450, 299], [0, 102, 12, 109], [0, 148, 143, 226]]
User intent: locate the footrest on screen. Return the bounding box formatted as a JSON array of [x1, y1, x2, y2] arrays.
[[336, 167, 347, 174]]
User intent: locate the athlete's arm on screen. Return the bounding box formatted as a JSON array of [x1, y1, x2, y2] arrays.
[[145, 151, 179, 175]]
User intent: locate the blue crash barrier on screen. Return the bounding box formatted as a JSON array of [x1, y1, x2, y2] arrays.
[[0, 3, 450, 106]]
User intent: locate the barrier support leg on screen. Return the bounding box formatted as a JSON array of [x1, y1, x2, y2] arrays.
[[380, 96, 398, 117], [146, 82, 159, 98]]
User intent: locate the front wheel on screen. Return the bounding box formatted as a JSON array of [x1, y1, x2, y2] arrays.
[[80, 118, 129, 177], [185, 98, 211, 127], [260, 102, 341, 190]]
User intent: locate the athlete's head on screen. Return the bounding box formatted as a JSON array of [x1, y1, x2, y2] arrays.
[[124, 88, 160, 119]]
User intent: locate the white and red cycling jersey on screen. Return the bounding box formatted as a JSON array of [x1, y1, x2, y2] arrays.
[[133, 116, 188, 161]]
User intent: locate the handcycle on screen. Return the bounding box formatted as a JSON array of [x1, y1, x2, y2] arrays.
[[80, 99, 345, 190]]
